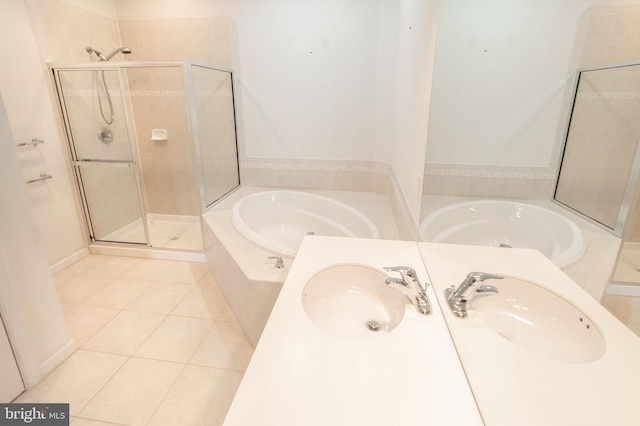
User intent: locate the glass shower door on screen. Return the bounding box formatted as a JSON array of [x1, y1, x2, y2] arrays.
[[55, 68, 147, 245], [189, 64, 240, 210]]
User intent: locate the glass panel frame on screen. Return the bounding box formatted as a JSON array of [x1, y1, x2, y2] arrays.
[[554, 61, 640, 236], [186, 62, 241, 211], [76, 162, 147, 244]]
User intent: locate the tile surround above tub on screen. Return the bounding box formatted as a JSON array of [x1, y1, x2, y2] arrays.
[[423, 163, 556, 200], [240, 158, 391, 195]]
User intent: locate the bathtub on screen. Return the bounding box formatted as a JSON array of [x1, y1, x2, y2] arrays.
[[231, 190, 379, 256], [419, 200, 585, 268]]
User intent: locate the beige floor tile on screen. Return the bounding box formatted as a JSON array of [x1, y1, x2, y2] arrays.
[[190, 321, 253, 371], [159, 261, 209, 284], [135, 316, 213, 363], [55, 255, 110, 282], [72, 418, 124, 425], [126, 282, 192, 314], [64, 305, 120, 347], [83, 310, 165, 355], [218, 300, 238, 322], [83, 256, 143, 281], [171, 285, 228, 319], [79, 357, 185, 426], [55, 276, 114, 313], [121, 259, 177, 281], [85, 278, 156, 310], [147, 365, 243, 426], [16, 350, 127, 416], [197, 270, 218, 286]]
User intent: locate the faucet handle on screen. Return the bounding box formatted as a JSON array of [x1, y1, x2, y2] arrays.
[[384, 266, 429, 292], [383, 266, 417, 279], [268, 256, 285, 269], [465, 272, 504, 283]]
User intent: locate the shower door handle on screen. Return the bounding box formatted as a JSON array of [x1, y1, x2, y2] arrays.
[[73, 159, 135, 168]]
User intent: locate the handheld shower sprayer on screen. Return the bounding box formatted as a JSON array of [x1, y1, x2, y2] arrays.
[[84, 45, 133, 126], [85, 45, 131, 62]]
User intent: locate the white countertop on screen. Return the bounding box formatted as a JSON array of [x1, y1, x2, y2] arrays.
[[224, 237, 640, 426], [224, 237, 482, 426], [419, 242, 640, 426]]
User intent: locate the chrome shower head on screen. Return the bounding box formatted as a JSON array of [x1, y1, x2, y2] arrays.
[[104, 47, 132, 61]]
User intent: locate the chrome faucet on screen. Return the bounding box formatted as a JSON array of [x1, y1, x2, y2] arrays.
[[383, 266, 432, 315], [445, 272, 503, 318], [268, 256, 285, 269]]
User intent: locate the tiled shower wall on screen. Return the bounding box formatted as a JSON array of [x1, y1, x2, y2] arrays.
[[26, 0, 121, 63], [125, 66, 199, 216], [569, 5, 640, 241], [555, 68, 640, 231], [118, 17, 238, 216], [118, 17, 237, 70], [192, 68, 240, 207]]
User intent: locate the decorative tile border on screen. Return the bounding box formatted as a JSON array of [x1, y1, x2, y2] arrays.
[[424, 167, 555, 180], [578, 92, 640, 100], [240, 159, 391, 175], [423, 164, 557, 200]]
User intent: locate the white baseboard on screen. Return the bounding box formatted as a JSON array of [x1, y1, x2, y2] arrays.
[[49, 248, 89, 274], [37, 339, 76, 385], [89, 245, 206, 262]]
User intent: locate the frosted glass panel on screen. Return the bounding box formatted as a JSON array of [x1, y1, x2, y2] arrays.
[[191, 65, 240, 209], [78, 163, 146, 244], [58, 70, 133, 161], [555, 65, 640, 231]]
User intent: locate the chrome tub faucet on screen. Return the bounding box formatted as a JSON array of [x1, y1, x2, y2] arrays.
[[384, 266, 432, 315], [445, 272, 503, 318]]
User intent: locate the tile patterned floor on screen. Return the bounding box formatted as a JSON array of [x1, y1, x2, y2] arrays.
[[16, 254, 252, 426]]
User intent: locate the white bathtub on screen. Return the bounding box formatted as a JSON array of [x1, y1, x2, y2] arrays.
[[231, 190, 379, 256], [419, 200, 585, 268]]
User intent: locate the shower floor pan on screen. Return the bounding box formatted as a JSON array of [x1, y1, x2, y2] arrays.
[[101, 214, 203, 251]]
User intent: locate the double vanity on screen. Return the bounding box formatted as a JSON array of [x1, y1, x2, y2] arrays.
[[223, 237, 640, 425]]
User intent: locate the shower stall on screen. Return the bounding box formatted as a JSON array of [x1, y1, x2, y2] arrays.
[[50, 61, 240, 252]]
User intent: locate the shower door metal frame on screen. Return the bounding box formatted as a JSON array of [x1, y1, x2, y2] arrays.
[[50, 62, 158, 247], [552, 59, 640, 238], [50, 60, 242, 249], [183, 60, 242, 213]]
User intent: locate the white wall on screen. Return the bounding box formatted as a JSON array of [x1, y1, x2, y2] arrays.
[[0, 0, 86, 267], [377, 0, 438, 222], [232, 0, 380, 161], [425, 0, 640, 169], [0, 90, 72, 382]]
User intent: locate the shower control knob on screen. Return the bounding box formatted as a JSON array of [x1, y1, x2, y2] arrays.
[[97, 127, 113, 144]]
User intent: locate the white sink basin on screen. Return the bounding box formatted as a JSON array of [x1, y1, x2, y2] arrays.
[[301, 264, 406, 339], [470, 277, 606, 363]]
